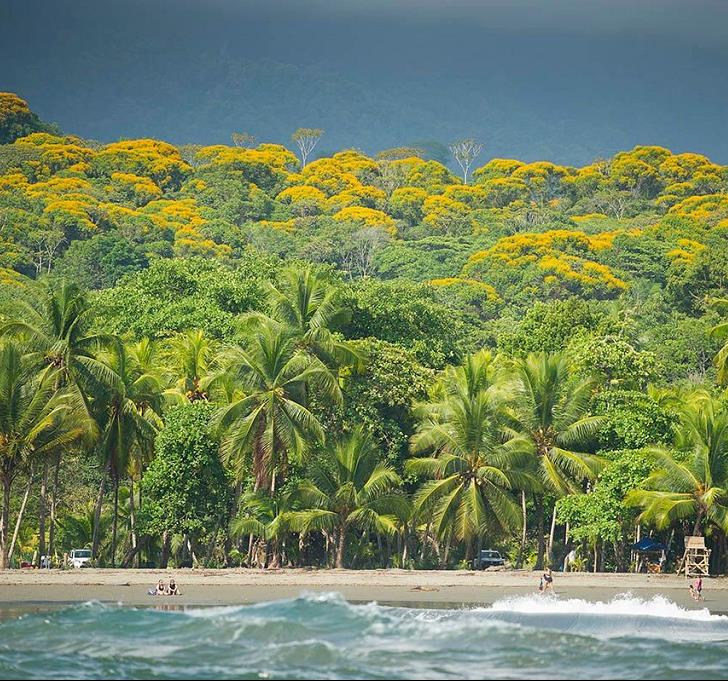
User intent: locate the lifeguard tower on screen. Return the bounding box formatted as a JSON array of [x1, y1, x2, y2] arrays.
[[676, 536, 711, 577]]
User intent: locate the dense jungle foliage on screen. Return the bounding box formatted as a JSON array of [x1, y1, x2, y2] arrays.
[[1, 92, 728, 573]]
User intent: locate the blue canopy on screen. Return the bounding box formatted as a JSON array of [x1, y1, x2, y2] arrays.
[[632, 537, 668, 552]]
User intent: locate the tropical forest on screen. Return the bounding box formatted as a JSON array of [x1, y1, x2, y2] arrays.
[[2, 91, 728, 575]]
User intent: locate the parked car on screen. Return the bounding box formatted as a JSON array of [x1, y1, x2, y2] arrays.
[[473, 549, 505, 570], [68, 549, 92, 568]]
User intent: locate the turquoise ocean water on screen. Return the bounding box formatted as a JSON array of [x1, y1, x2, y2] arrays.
[[0, 592, 726, 679]]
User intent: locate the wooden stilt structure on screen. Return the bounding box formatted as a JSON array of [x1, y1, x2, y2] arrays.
[[676, 536, 710, 577]]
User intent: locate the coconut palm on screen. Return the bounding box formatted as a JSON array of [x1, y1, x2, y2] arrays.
[[90, 340, 161, 563], [230, 490, 299, 568], [0, 340, 92, 569], [292, 427, 409, 568], [627, 395, 728, 537], [0, 280, 117, 395], [164, 329, 216, 403], [266, 266, 361, 369], [407, 351, 535, 561], [508, 351, 604, 568], [214, 320, 341, 492], [1, 280, 117, 561]]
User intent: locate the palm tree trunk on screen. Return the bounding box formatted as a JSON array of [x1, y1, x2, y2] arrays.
[[37, 461, 48, 568], [0, 474, 11, 570], [535, 495, 546, 570], [547, 504, 557, 567], [92, 469, 108, 561], [442, 532, 452, 568], [247, 533, 255, 567], [129, 476, 137, 565], [335, 523, 346, 568], [48, 454, 61, 560], [517, 491, 527, 568], [111, 477, 119, 567], [692, 508, 704, 536], [9, 466, 34, 565]]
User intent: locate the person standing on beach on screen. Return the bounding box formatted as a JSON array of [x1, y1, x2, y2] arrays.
[[538, 568, 554, 594], [689, 576, 703, 601], [542, 568, 554, 594]]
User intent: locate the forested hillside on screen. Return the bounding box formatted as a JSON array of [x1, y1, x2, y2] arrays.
[[1, 92, 727, 572]]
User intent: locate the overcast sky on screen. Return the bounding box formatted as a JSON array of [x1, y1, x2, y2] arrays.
[[2, 0, 727, 163]]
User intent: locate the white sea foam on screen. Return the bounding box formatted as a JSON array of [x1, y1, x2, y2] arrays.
[[485, 592, 725, 622]]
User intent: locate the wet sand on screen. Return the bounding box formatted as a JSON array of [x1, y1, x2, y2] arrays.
[[0, 569, 724, 609]]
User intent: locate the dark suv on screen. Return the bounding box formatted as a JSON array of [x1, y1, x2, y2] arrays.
[[473, 549, 505, 570]]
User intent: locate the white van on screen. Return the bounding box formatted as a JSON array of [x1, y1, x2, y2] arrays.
[[68, 549, 92, 568]]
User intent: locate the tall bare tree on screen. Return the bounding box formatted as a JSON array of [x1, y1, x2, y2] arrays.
[[449, 138, 483, 184], [231, 132, 256, 148], [343, 228, 390, 279], [292, 128, 324, 168]]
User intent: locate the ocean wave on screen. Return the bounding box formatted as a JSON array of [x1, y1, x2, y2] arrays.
[[2, 593, 728, 679], [486, 592, 725, 622]]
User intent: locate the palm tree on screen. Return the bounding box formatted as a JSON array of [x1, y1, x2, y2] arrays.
[[230, 490, 299, 568], [627, 395, 728, 538], [164, 330, 216, 403], [266, 266, 360, 369], [1, 280, 116, 562], [90, 340, 161, 564], [292, 427, 409, 568], [0, 340, 92, 568], [213, 320, 341, 493], [508, 351, 604, 568], [0, 280, 117, 395], [407, 351, 535, 562]]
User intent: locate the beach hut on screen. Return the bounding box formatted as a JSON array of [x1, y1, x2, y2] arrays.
[[631, 537, 668, 573]]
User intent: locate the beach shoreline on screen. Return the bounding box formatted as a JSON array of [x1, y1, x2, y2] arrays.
[[0, 569, 724, 609]]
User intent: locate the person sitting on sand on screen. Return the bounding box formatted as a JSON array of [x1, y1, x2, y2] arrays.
[[148, 579, 166, 596], [166, 578, 181, 596]]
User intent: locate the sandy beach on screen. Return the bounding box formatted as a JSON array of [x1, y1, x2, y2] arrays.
[[0, 569, 724, 609]]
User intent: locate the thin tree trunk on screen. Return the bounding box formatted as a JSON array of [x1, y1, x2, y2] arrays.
[[547, 504, 557, 567], [48, 454, 61, 559], [442, 532, 452, 568], [335, 524, 346, 569], [129, 476, 137, 566], [535, 495, 546, 570], [247, 533, 254, 567], [111, 477, 119, 568], [9, 466, 35, 564], [37, 461, 48, 568], [188, 537, 198, 567], [92, 468, 108, 561], [517, 491, 527, 568], [420, 525, 429, 562], [1, 475, 11, 570]]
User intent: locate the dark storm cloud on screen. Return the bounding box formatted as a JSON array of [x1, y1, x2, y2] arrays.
[[2, 0, 727, 163]]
